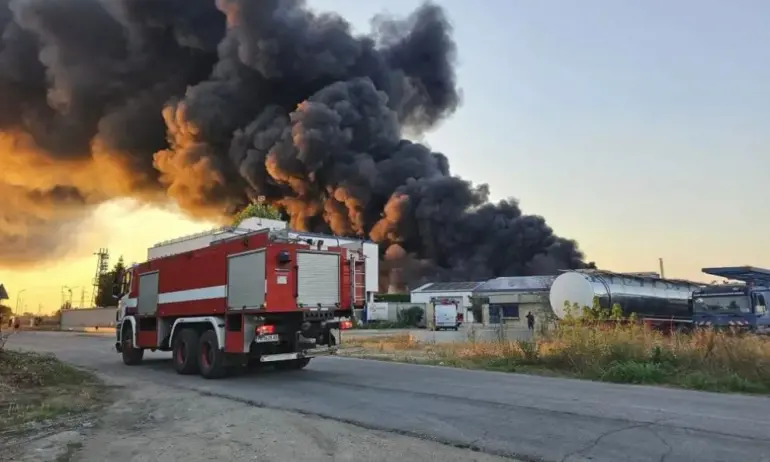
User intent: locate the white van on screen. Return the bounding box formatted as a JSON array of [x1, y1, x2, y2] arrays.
[[425, 299, 459, 331], [434, 303, 459, 330]]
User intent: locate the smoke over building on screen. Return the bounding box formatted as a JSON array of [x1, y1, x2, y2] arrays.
[[0, 0, 592, 287]]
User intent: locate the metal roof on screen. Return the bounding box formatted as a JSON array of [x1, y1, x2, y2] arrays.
[[701, 266, 770, 285], [474, 276, 557, 293], [411, 281, 485, 293], [0, 284, 7, 300]]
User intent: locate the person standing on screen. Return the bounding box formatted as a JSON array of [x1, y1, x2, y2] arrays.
[[526, 311, 535, 332]]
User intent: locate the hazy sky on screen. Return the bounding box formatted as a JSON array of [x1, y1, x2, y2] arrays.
[[3, 0, 768, 313]]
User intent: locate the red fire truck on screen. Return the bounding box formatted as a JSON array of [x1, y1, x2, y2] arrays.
[[113, 225, 364, 379]]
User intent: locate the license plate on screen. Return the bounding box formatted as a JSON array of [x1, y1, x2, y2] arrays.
[[254, 334, 279, 343]]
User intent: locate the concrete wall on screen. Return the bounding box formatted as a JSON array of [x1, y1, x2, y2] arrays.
[[60, 307, 118, 330], [366, 302, 427, 323]]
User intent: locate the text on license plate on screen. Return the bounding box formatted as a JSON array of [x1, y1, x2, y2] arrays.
[[255, 334, 280, 343]]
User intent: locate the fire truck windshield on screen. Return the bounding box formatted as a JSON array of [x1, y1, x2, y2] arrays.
[[694, 295, 751, 314]]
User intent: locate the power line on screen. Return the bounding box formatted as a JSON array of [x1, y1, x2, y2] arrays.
[[92, 248, 110, 307]]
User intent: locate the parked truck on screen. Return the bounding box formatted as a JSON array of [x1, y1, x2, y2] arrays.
[[113, 224, 367, 379], [549, 269, 702, 331], [692, 266, 770, 333], [548, 267, 770, 333]]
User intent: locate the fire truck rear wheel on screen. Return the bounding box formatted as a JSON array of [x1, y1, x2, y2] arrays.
[[198, 330, 227, 379], [173, 328, 200, 375], [121, 326, 144, 366]]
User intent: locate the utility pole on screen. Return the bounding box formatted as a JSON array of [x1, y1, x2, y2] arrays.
[[658, 258, 666, 278], [61, 286, 70, 309], [92, 248, 110, 307], [15, 289, 26, 315]]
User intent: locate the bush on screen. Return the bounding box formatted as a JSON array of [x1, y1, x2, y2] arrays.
[[434, 300, 770, 393], [345, 299, 770, 394], [397, 306, 424, 327]]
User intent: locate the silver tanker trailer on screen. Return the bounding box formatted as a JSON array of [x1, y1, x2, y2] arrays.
[[548, 269, 704, 329]]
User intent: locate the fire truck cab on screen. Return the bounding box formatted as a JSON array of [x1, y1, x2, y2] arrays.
[[114, 222, 369, 379]]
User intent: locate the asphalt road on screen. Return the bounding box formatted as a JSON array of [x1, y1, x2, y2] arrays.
[[8, 332, 770, 462]]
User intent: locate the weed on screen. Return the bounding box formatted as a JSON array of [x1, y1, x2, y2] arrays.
[[0, 347, 107, 430], [341, 318, 770, 394]]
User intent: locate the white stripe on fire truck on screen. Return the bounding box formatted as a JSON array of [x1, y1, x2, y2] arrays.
[[159, 285, 226, 304], [125, 285, 227, 307]]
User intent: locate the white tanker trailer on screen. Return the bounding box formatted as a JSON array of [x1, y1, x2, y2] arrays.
[[548, 269, 705, 324]]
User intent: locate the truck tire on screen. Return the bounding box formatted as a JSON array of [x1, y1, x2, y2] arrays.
[[121, 325, 144, 366], [274, 358, 311, 371], [198, 330, 227, 379], [173, 328, 200, 375]]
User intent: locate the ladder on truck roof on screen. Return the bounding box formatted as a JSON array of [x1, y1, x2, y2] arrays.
[[701, 266, 770, 286]]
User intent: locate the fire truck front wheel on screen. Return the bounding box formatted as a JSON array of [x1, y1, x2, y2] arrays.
[[198, 330, 227, 379], [121, 325, 144, 366], [173, 328, 200, 375]]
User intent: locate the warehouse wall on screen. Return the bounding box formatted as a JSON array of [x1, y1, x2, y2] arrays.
[[60, 307, 118, 330]]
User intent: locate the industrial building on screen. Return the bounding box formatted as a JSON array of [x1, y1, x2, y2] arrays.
[[472, 276, 557, 327], [410, 281, 484, 322]]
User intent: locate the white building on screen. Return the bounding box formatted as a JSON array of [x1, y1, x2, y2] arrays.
[[472, 276, 557, 327], [410, 281, 484, 322]]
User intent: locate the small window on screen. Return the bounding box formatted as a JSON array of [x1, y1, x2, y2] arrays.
[[491, 303, 520, 319], [757, 294, 767, 315]]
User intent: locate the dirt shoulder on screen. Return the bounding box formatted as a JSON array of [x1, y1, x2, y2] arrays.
[[0, 339, 110, 462], [2, 357, 513, 462]]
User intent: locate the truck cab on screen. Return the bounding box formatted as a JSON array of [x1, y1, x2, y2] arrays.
[[695, 267, 770, 332]]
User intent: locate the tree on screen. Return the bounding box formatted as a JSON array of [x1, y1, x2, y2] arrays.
[[95, 256, 126, 307], [0, 305, 11, 318], [232, 202, 282, 226]]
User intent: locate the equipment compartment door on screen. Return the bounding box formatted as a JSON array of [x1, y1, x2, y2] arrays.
[[297, 251, 340, 308], [137, 272, 159, 315], [227, 250, 266, 310]]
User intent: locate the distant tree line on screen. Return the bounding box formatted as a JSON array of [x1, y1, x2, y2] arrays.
[[93, 256, 126, 308]]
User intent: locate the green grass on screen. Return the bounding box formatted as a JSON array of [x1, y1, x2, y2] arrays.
[[0, 338, 107, 430], [342, 324, 770, 394]]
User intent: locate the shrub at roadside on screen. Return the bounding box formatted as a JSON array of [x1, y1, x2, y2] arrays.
[[440, 323, 770, 393], [344, 304, 770, 394], [0, 334, 107, 430]]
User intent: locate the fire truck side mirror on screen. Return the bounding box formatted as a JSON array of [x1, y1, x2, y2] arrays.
[[111, 284, 120, 299]]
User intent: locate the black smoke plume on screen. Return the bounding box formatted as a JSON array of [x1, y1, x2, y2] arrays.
[[0, 0, 592, 287]]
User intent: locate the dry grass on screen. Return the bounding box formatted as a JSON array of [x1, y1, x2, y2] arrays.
[[0, 332, 107, 432], [341, 325, 770, 394], [341, 334, 434, 363]]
